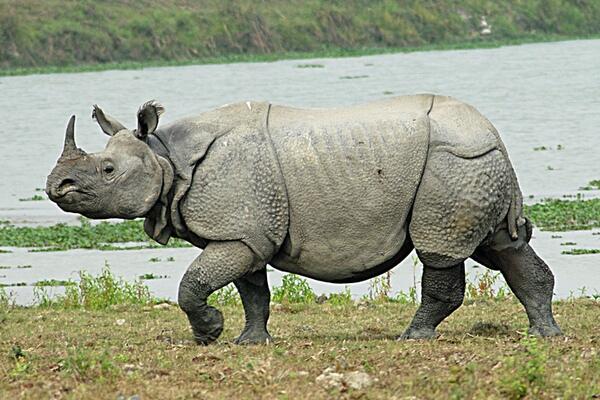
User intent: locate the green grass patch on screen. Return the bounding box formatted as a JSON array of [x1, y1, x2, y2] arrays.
[[0, 299, 598, 398], [524, 198, 600, 231], [0, 219, 191, 251]]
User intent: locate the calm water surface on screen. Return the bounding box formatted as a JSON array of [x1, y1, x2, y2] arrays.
[[0, 39, 599, 303]]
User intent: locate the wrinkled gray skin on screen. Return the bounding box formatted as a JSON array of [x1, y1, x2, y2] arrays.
[[46, 95, 562, 344]]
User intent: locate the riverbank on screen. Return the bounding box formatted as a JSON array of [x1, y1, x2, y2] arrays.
[[1, 298, 598, 399], [2, 0, 600, 76], [2, 33, 599, 77]]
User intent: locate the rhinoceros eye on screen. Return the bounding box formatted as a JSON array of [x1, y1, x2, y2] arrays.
[[103, 165, 114, 174]]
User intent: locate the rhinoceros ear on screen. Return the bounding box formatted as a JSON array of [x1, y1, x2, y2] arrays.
[[136, 100, 165, 140], [92, 105, 127, 136]]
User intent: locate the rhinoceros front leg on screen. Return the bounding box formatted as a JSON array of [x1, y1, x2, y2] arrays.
[[400, 263, 465, 339], [178, 240, 265, 345], [233, 268, 272, 344]]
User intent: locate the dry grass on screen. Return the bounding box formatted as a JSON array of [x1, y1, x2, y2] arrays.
[[0, 299, 599, 399]]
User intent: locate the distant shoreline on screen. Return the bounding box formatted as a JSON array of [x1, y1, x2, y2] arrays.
[[2, 34, 599, 78]]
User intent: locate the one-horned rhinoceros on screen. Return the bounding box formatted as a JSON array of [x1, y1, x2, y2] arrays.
[[46, 95, 562, 344]]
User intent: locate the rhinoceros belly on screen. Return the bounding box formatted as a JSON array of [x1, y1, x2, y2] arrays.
[[268, 95, 432, 281]]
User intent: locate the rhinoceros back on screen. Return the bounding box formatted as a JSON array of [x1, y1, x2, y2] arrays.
[[268, 95, 433, 281]]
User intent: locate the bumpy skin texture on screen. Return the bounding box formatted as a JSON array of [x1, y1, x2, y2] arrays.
[[46, 95, 562, 344]]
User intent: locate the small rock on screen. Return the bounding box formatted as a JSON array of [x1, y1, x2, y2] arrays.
[[316, 367, 345, 390], [116, 319, 126, 326], [316, 368, 375, 391], [153, 303, 171, 310], [272, 303, 285, 311], [344, 371, 374, 390]]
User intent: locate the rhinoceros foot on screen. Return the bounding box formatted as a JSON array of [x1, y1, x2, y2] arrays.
[[529, 324, 563, 338], [190, 306, 224, 345], [234, 329, 273, 345], [398, 327, 437, 340]]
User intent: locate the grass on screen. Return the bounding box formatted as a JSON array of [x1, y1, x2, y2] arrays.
[[2, 0, 600, 75], [0, 219, 191, 252], [524, 198, 600, 231], [1, 267, 599, 397], [1, 298, 599, 398], [33, 264, 156, 310]]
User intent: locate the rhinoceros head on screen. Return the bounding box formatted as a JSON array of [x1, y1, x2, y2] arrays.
[[46, 101, 168, 219]]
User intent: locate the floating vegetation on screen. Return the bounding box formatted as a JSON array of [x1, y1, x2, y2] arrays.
[[533, 145, 564, 151], [339, 75, 369, 79], [296, 63, 324, 68], [383, 91, 394, 95], [561, 248, 600, 255], [166, 257, 175, 262], [16, 265, 32, 269], [579, 180, 600, 191], [0, 282, 26, 287], [18, 194, 45, 202], [139, 273, 169, 280], [33, 279, 76, 287], [560, 242, 577, 246], [0, 249, 11, 253], [524, 199, 600, 231], [148, 257, 161, 263]]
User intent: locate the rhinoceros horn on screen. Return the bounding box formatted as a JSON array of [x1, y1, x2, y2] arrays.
[[61, 115, 85, 158]]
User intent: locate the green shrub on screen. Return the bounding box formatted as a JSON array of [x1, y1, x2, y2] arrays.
[[272, 274, 316, 304], [35, 262, 156, 309]]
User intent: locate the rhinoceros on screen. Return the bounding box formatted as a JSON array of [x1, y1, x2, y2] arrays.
[[46, 95, 562, 344]]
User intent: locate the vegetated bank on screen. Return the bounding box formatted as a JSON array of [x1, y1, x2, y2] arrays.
[[2, 0, 600, 75], [0, 197, 597, 252]]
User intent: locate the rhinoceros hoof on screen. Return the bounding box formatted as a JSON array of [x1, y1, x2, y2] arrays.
[[398, 327, 437, 340], [234, 329, 273, 345], [529, 324, 563, 338], [191, 307, 224, 345]]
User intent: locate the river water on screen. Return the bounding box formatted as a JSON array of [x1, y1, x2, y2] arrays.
[[0, 39, 599, 304]]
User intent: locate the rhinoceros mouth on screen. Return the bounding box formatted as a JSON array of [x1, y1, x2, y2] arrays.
[[52, 186, 93, 202]]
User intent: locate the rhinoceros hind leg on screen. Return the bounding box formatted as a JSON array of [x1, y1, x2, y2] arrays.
[[178, 241, 263, 345], [234, 268, 273, 345], [473, 239, 562, 337], [400, 262, 465, 340]]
